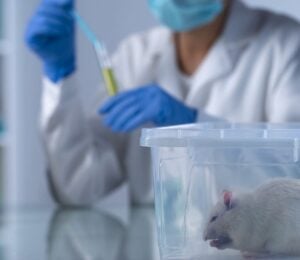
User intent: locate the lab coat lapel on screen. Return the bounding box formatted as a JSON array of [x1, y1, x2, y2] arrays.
[[186, 0, 263, 105], [133, 28, 184, 100], [155, 35, 184, 100], [186, 38, 232, 105]]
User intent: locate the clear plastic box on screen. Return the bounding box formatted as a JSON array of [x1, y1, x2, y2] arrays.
[[140, 123, 300, 260]]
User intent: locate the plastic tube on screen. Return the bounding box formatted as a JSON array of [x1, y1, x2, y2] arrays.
[[72, 11, 119, 96]]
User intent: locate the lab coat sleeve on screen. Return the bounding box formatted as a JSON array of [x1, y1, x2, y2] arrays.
[[267, 52, 300, 122], [40, 75, 126, 206]]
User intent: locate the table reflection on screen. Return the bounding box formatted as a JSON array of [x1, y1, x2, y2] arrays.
[[2, 207, 299, 259], [47, 207, 159, 260], [0, 207, 159, 260]]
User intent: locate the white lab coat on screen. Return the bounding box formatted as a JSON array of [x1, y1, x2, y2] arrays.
[[41, 0, 300, 206]]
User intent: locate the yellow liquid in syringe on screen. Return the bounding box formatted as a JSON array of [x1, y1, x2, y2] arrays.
[[102, 67, 118, 96]]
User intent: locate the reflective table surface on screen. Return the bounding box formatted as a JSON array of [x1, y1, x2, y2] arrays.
[[0, 207, 160, 260], [0, 207, 298, 260]]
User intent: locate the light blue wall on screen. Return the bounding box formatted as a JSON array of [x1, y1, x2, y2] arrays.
[[78, 0, 157, 52]]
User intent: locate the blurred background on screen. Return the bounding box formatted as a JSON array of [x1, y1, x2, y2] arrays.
[[0, 0, 300, 210]]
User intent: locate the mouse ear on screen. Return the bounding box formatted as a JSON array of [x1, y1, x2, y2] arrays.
[[223, 190, 233, 210]]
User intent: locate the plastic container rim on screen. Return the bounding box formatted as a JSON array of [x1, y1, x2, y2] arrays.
[[140, 123, 300, 147]]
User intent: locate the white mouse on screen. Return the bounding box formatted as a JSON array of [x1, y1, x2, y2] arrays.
[[203, 178, 300, 257]]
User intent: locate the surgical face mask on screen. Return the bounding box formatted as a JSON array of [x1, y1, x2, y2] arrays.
[[148, 0, 224, 32]]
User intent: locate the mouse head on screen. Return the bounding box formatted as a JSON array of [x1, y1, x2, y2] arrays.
[[203, 190, 238, 250]]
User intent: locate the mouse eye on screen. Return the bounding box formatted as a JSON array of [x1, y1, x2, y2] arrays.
[[210, 216, 218, 223]]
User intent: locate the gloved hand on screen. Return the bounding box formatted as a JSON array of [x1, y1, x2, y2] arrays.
[[25, 0, 75, 83], [100, 85, 198, 132]]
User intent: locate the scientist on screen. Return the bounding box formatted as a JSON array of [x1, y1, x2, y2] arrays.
[[25, 0, 300, 205]]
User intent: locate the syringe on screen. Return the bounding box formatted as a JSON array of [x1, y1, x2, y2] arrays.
[[72, 11, 118, 96]]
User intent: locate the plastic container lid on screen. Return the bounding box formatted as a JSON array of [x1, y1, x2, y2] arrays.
[[140, 123, 300, 148]]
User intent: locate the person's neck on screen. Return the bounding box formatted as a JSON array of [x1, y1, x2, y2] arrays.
[[175, 4, 229, 76]]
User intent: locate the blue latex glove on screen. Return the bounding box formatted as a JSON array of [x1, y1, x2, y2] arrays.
[[25, 0, 75, 83], [100, 85, 198, 132]]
